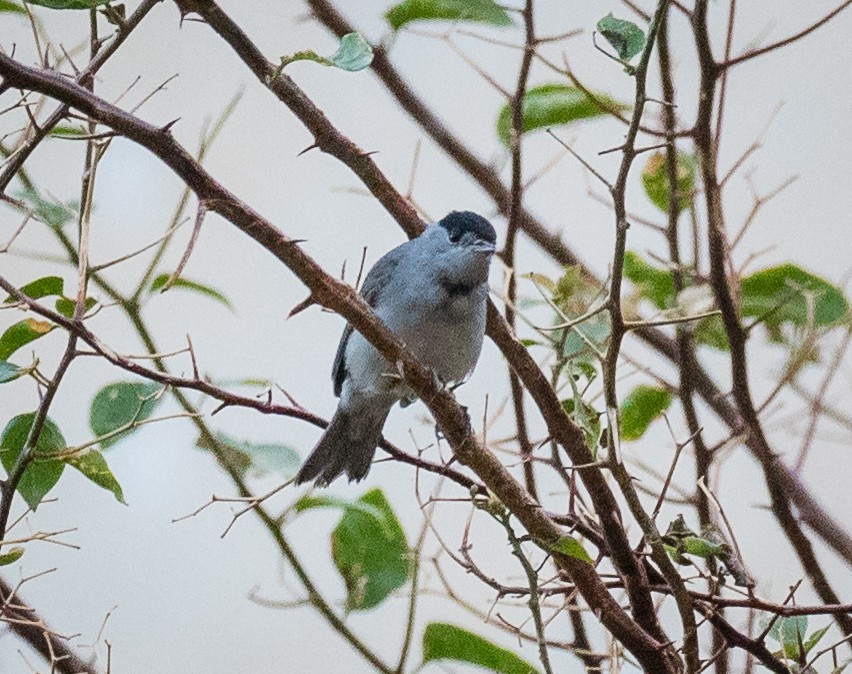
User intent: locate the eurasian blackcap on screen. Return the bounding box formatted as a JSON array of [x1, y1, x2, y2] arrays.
[[295, 211, 497, 486]]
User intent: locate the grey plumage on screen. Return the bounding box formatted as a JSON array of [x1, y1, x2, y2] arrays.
[[295, 211, 496, 487]]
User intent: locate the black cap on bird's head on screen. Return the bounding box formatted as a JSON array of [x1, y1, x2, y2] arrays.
[[438, 211, 497, 246]]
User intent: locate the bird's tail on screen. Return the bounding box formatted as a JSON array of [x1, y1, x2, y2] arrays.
[[294, 401, 392, 487]]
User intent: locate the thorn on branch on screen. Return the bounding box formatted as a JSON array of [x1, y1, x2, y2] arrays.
[[287, 294, 317, 319], [186, 334, 199, 380], [160, 117, 181, 133]]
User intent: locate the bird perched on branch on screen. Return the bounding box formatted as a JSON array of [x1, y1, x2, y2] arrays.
[[295, 211, 497, 486]]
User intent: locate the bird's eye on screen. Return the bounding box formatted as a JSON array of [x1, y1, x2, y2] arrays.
[[448, 231, 461, 243]]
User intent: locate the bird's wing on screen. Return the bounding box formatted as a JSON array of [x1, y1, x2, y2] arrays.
[[332, 243, 408, 397]]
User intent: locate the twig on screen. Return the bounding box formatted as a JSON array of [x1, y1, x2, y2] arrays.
[[0, 576, 98, 674], [156, 200, 208, 293], [546, 129, 613, 191], [302, 0, 852, 568], [499, 512, 555, 674], [693, 0, 852, 635], [723, 0, 852, 67], [503, 0, 538, 501]]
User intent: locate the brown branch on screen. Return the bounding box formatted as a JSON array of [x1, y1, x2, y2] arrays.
[[596, 3, 699, 670], [157, 200, 207, 292], [0, 54, 676, 670], [301, 0, 852, 568], [692, 0, 852, 639], [504, 0, 538, 501], [0, 0, 162, 194], [699, 603, 789, 674], [172, 1, 674, 662], [0, 576, 98, 674], [722, 0, 852, 68], [658, 9, 728, 672]]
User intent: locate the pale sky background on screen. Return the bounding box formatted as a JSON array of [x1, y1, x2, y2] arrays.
[[1, 1, 851, 673]]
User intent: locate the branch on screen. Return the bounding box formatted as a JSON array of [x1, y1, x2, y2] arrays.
[[658, 7, 728, 670], [503, 0, 538, 501], [592, 3, 701, 670], [699, 603, 790, 674], [300, 0, 852, 567], [182, 2, 672, 657], [692, 0, 852, 638], [0, 53, 675, 670], [0, 576, 99, 674], [0, 0, 162, 193], [722, 0, 852, 68]]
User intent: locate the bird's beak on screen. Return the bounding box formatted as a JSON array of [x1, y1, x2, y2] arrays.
[[473, 240, 497, 254]]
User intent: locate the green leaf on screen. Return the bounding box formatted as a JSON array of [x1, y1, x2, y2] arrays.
[[151, 274, 233, 310], [740, 264, 849, 340], [331, 488, 409, 611], [597, 13, 646, 61], [4, 276, 64, 303], [55, 296, 97, 318], [641, 151, 696, 213], [562, 390, 601, 453], [49, 124, 86, 136], [328, 33, 374, 71], [680, 536, 726, 559], [422, 623, 541, 674], [623, 252, 675, 309], [89, 382, 161, 448], [0, 413, 66, 510], [386, 0, 512, 30], [620, 384, 672, 441], [802, 625, 830, 656], [196, 432, 300, 479], [280, 32, 373, 72], [496, 84, 628, 145], [0, 1, 26, 12], [0, 318, 54, 360], [693, 315, 729, 350], [65, 449, 125, 503], [0, 360, 24, 384], [769, 616, 808, 660], [25, 0, 109, 8], [561, 314, 611, 362], [294, 494, 385, 519], [552, 266, 590, 308], [15, 187, 77, 228], [548, 535, 593, 564], [0, 547, 25, 565], [664, 543, 689, 565]]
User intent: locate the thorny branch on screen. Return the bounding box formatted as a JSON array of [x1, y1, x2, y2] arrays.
[[1, 2, 850, 671], [303, 0, 852, 570], [0, 52, 678, 672], [691, 0, 852, 639]]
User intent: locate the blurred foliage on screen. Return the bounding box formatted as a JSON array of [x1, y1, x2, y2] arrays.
[[422, 622, 541, 674], [597, 13, 646, 62], [386, 0, 512, 30], [497, 84, 627, 145]]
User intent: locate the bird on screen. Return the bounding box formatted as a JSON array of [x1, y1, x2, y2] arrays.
[[294, 211, 497, 487]]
